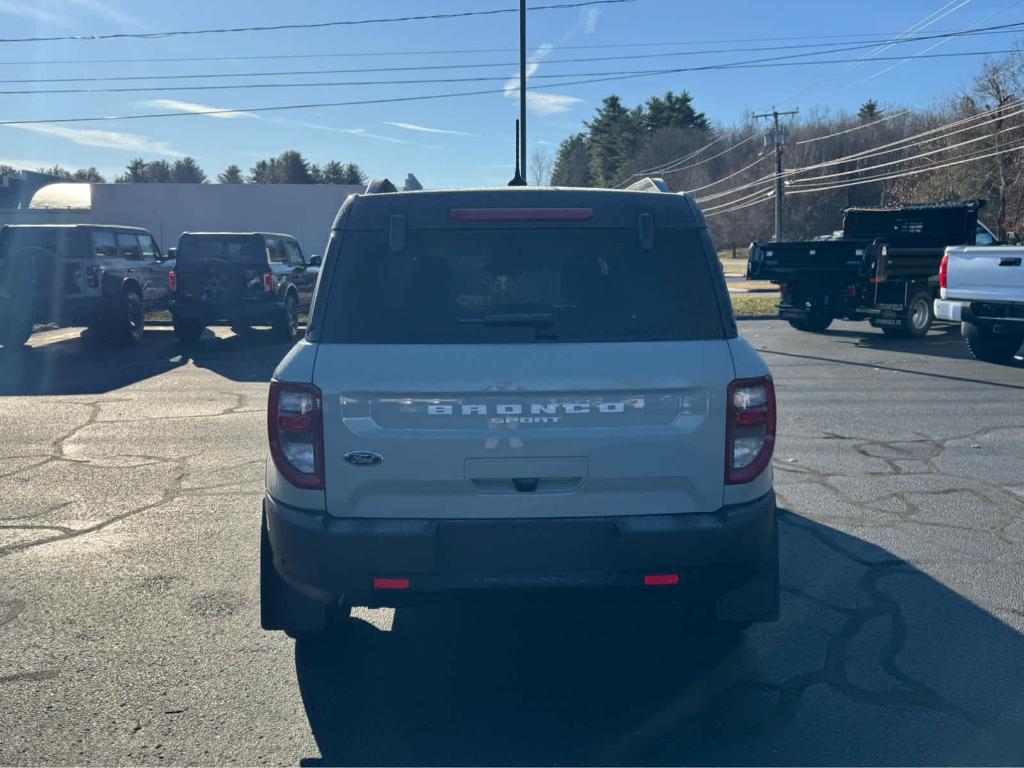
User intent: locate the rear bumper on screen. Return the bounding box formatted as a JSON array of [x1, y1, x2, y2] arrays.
[[172, 298, 283, 325], [264, 491, 777, 607], [935, 299, 964, 322], [0, 295, 102, 326], [936, 298, 1024, 327]]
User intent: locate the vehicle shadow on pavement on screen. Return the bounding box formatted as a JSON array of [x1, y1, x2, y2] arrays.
[[807, 323, 1024, 369], [0, 326, 292, 395], [293, 511, 1024, 767]]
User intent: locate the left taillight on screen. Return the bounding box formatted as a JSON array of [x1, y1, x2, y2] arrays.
[[268, 381, 324, 490], [168, 270, 177, 292], [939, 252, 949, 290], [725, 376, 776, 485]]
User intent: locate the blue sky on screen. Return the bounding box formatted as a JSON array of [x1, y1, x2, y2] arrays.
[[0, 0, 1021, 187]]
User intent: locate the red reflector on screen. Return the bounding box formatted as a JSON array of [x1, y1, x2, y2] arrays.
[[868, 277, 881, 284], [373, 578, 410, 590], [278, 414, 312, 431], [644, 573, 680, 586], [735, 409, 768, 426], [451, 207, 593, 222]]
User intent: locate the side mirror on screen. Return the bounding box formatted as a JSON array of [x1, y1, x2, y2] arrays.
[[1008, 233, 1019, 245], [308, 254, 321, 267]]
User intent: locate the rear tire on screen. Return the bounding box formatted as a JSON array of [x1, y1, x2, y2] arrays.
[[788, 309, 833, 333], [173, 317, 205, 344], [103, 290, 144, 346], [273, 293, 300, 342], [963, 321, 1024, 364], [883, 290, 933, 338]]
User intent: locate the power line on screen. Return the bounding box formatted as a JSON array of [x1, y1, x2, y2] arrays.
[[4, 49, 1018, 97], [2, 48, 1022, 126], [690, 101, 1024, 205], [0, 0, 636, 44], [794, 109, 911, 145], [5, 22, 1021, 86], [3, 22, 1022, 67], [705, 135, 1024, 216]]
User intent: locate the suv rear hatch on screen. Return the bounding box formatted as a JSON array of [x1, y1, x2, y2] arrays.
[[0, 226, 88, 314], [175, 233, 265, 305], [311, 201, 736, 519]]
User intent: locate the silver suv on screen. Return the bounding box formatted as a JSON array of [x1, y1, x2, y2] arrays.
[[261, 186, 778, 638]]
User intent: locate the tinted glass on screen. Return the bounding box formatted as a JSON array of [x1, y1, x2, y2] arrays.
[[138, 234, 159, 259], [267, 237, 288, 263], [117, 233, 142, 260], [285, 239, 305, 266], [176, 234, 263, 266], [92, 231, 117, 258], [319, 228, 723, 344]]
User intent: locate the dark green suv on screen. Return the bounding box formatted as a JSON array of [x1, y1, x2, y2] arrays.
[[170, 232, 319, 343]]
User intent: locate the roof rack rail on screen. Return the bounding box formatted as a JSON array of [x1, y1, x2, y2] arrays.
[[365, 178, 399, 194], [624, 177, 670, 193]]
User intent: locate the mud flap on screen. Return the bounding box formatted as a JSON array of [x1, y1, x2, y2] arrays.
[[715, 512, 779, 623], [260, 511, 326, 634]]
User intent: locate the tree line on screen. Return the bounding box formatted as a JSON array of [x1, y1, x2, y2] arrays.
[[550, 53, 1024, 246], [3, 150, 367, 186]]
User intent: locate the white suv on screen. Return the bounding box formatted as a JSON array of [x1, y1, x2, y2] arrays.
[[261, 185, 779, 638]]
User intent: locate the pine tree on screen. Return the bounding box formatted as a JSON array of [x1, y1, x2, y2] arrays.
[[170, 157, 207, 183], [586, 96, 643, 187], [551, 133, 595, 187], [218, 165, 244, 183]]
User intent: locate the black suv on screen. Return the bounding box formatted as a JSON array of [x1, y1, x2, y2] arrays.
[[170, 232, 318, 343], [0, 224, 171, 348]]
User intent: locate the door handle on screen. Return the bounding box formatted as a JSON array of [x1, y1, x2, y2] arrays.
[[999, 257, 1022, 266]]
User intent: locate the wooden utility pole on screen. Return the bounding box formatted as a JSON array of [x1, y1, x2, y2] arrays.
[[753, 108, 799, 241]]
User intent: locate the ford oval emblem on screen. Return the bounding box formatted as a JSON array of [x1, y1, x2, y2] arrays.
[[344, 451, 383, 467]]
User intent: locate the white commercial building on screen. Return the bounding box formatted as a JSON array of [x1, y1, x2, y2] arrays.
[[0, 182, 365, 257]]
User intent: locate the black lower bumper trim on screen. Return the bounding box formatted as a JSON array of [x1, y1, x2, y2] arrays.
[[265, 492, 777, 606]]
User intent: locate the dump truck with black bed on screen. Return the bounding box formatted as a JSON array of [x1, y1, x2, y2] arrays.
[[747, 202, 998, 337]]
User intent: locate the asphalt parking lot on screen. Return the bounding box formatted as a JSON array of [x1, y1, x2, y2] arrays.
[[1, 320, 1022, 766]]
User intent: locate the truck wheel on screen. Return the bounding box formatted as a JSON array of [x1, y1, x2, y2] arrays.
[[104, 291, 144, 345], [904, 290, 934, 338], [273, 293, 300, 342], [260, 512, 334, 640], [173, 317, 205, 344], [788, 309, 833, 333], [963, 321, 1024, 364]]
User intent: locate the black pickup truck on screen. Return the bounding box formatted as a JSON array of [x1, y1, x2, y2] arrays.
[[747, 202, 999, 337]]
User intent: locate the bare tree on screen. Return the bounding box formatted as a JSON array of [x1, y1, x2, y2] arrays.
[[529, 147, 554, 186]]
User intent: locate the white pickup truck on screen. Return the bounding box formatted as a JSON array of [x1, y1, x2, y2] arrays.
[[935, 246, 1024, 363]]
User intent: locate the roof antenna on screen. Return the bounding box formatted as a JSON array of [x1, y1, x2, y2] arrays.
[[508, 119, 526, 186], [508, 0, 528, 187]]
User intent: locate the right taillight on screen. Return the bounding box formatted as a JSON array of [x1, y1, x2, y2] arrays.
[[168, 270, 177, 292], [268, 381, 324, 490], [939, 251, 949, 290], [726, 376, 776, 485]]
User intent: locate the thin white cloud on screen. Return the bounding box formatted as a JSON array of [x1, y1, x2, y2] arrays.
[[504, 44, 582, 116], [144, 99, 256, 120], [582, 7, 601, 34], [0, 0, 73, 27], [383, 121, 476, 137], [4, 124, 185, 157], [285, 119, 408, 144], [60, 0, 143, 28]]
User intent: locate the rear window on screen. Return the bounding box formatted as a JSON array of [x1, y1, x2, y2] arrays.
[[176, 235, 263, 266], [318, 227, 724, 344]]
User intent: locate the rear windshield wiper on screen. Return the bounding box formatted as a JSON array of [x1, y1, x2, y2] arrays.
[[458, 312, 555, 327]]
